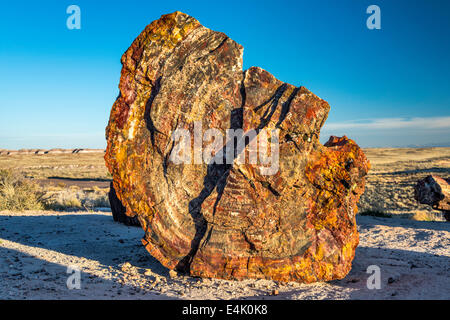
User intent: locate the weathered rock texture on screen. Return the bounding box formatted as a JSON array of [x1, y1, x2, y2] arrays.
[[415, 175, 450, 221], [105, 12, 370, 282], [108, 182, 140, 226]]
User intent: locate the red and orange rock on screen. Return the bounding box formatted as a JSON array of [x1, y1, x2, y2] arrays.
[[105, 11, 370, 282]]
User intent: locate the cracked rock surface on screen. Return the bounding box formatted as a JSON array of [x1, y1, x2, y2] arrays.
[[415, 175, 450, 221], [105, 11, 370, 283]]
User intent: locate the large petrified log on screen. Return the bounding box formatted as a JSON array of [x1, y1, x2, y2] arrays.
[[105, 12, 370, 282], [414, 175, 450, 221]]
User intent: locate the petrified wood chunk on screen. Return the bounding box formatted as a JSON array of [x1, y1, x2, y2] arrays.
[[108, 181, 140, 226], [415, 175, 450, 221], [105, 11, 370, 282]]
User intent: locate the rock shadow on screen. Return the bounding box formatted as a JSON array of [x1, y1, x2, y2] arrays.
[[0, 214, 169, 277], [0, 245, 176, 299]]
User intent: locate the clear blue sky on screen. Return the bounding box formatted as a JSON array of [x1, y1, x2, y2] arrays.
[[1, 0, 449, 149]]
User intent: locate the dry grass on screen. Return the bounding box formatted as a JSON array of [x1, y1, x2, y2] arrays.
[[0, 152, 110, 180], [43, 186, 110, 210], [0, 169, 45, 211], [0, 168, 110, 211], [409, 210, 444, 222], [0, 152, 111, 211], [358, 147, 450, 221], [0, 148, 449, 219]]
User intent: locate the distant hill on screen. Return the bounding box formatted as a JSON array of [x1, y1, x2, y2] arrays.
[[0, 148, 105, 155], [397, 142, 450, 148]]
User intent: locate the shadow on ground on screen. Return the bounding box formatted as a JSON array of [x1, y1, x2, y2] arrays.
[[0, 245, 176, 299], [1, 213, 448, 300], [356, 215, 450, 232], [329, 246, 450, 299], [37, 177, 111, 188], [375, 167, 450, 176], [0, 214, 169, 276]]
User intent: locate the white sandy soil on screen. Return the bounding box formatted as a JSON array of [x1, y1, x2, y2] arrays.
[[0, 210, 448, 300]]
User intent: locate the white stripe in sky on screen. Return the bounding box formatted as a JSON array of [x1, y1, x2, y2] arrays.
[[323, 117, 450, 130]]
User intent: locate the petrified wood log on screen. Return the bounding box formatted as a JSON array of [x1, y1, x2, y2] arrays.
[[105, 11, 370, 282], [108, 181, 140, 226], [414, 175, 450, 221]]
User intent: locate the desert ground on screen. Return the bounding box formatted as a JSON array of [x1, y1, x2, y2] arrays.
[[0, 148, 449, 299]]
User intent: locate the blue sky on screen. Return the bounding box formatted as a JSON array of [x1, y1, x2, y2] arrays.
[[0, 0, 449, 149]]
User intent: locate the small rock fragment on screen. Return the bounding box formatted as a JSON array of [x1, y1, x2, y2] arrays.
[[414, 175, 450, 221], [144, 269, 152, 276], [169, 270, 178, 278]]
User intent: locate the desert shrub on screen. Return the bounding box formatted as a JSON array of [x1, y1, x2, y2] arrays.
[[43, 187, 110, 211], [85, 194, 110, 208], [43, 192, 82, 210], [56, 182, 67, 188], [0, 169, 45, 211], [410, 210, 444, 222]]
